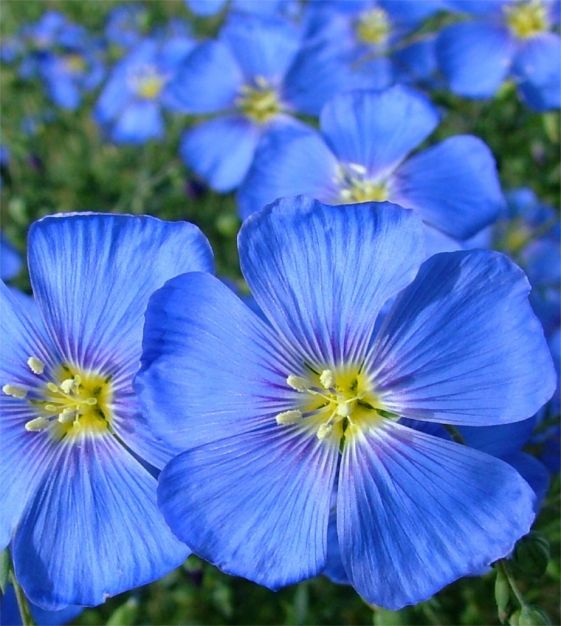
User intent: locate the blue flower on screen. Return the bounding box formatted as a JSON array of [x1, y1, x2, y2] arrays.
[[137, 197, 555, 609], [302, 0, 445, 90], [239, 86, 505, 246], [94, 35, 194, 144], [170, 13, 348, 191], [39, 46, 104, 111], [437, 0, 561, 111], [0, 214, 214, 608]]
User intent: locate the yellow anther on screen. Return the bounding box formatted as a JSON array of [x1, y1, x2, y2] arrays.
[[275, 409, 303, 425], [287, 375, 309, 392], [2, 384, 27, 399], [85, 397, 98, 406], [25, 416, 49, 432], [44, 404, 58, 413], [60, 378, 75, 394], [58, 408, 76, 424], [319, 369, 335, 389], [47, 382, 59, 393], [317, 422, 333, 440], [27, 356, 45, 375], [236, 80, 281, 123]]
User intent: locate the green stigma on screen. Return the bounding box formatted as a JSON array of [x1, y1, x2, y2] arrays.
[[236, 76, 281, 123], [505, 1, 549, 39], [356, 8, 391, 46], [275, 367, 387, 446], [3, 357, 114, 440]]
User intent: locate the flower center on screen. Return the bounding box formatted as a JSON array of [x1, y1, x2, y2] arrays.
[[275, 367, 385, 444], [130, 65, 165, 100], [505, 1, 549, 39], [64, 53, 86, 74], [236, 76, 281, 124], [3, 357, 113, 440], [356, 8, 391, 46], [337, 163, 389, 203]]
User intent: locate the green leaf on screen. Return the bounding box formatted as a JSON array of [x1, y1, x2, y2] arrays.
[[495, 567, 511, 624], [0, 549, 10, 594], [518, 606, 552, 626], [106, 598, 138, 626], [513, 533, 550, 579]]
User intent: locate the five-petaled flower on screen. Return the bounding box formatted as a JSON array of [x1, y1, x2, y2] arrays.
[[137, 196, 555, 610]]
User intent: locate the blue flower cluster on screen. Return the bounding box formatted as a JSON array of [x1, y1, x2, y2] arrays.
[[0, 0, 559, 624]]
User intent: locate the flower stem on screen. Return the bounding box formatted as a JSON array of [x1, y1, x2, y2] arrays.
[[9, 569, 35, 626], [497, 559, 527, 609]]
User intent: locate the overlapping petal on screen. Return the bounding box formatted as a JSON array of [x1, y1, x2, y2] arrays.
[[158, 425, 338, 589], [391, 135, 505, 239], [28, 214, 213, 374], [337, 421, 535, 609], [320, 87, 439, 179], [237, 126, 340, 219], [437, 22, 515, 98], [13, 435, 189, 609], [239, 197, 425, 366], [368, 251, 556, 425], [137, 272, 300, 453]]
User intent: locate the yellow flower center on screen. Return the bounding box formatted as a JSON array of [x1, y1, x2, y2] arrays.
[[356, 8, 391, 46], [337, 163, 389, 203], [236, 76, 281, 124], [505, 1, 549, 39], [275, 366, 386, 445], [64, 53, 86, 74], [130, 65, 166, 100], [3, 357, 113, 440]]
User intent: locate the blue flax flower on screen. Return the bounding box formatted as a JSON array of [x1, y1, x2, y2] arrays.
[[94, 34, 194, 144], [437, 0, 561, 111], [0, 214, 214, 608], [170, 13, 348, 191], [137, 197, 555, 609], [239, 86, 504, 248], [303, 0, 444, 90]]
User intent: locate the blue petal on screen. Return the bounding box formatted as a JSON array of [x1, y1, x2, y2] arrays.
[[437, 22, 515, 98], [368, 251, 556, 425], [461, 417, 537, 457], [180, 115, 262, 192], [13, 435, 189, 609], [320, 87, 439, 179], [337, 421, 536, 609], [505, 452, 550, 508], [322, 508, 349, 585], [137, 272, 301, 453], [168, 41, 243, 113], [282, 40, 350, 115], [513, 33, 561, 111], [111, 100, 164, 144], [221, 14, 300, 83], [0, 283, 60, 549], [158, 425, 338, 589], [237, 126, 340, 220], [239, 197, 426, 366], [27, 215, 213, 467], [391, 135, 505, 239], [0, 232, 22, 280], [29, 214, 213, 373]]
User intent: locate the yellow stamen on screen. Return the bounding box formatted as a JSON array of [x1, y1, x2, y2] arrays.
[[356, 8, 391, 46], [236, 77, 281, 124], [25, 416, 49, 432], [506, 1, 549, 39], [275, 409, 303, 425]]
